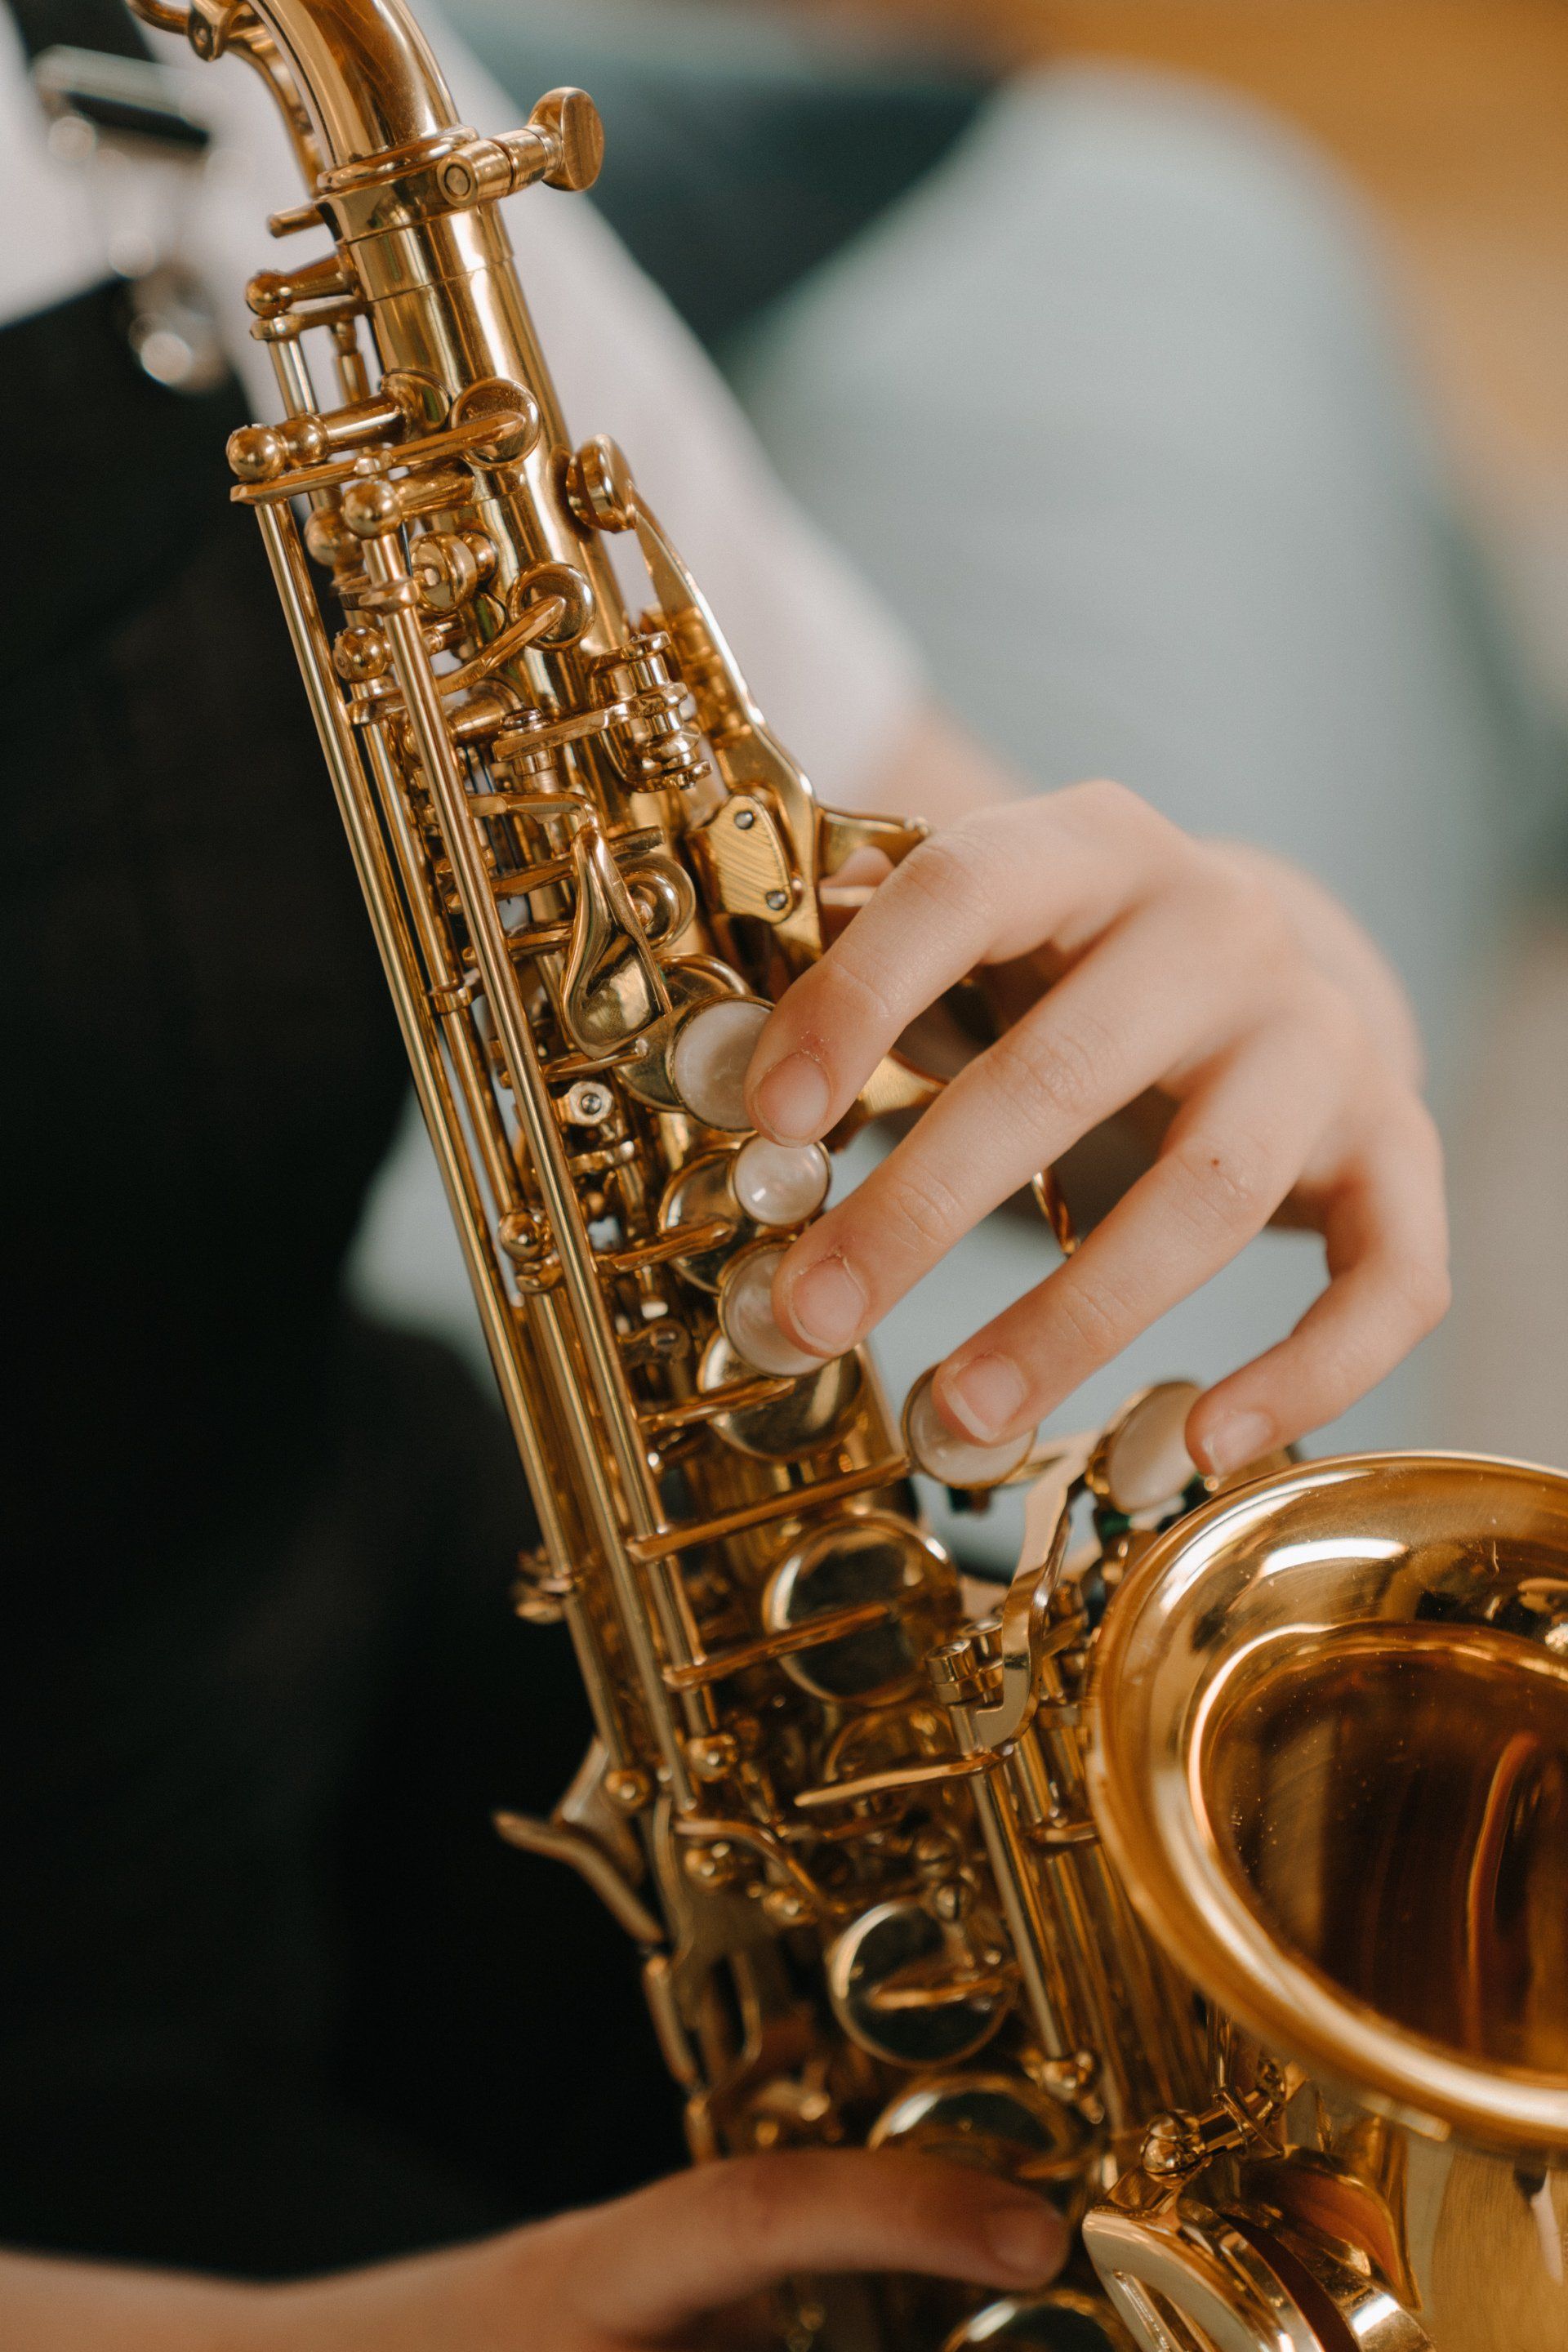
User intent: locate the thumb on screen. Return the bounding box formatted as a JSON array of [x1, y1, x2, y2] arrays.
[[564, 2149, 1068, 2341]]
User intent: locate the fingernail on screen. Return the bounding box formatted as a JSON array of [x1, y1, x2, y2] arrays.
[[982, 2198, 1067, 2283], [752, 1050, 830, 1143], [782, 1253, 866, 1356], [941, 1353, 1027, 1443], [1196, 1408, 1273, 1479]]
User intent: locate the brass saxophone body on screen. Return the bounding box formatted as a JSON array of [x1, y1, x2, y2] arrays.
[[142, 1, 1568, 2341]]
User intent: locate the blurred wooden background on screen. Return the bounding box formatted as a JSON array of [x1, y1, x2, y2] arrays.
[[1043, 5, 1568, 484], [852, 2, 1568, 471], [840, 0, 1568, 688]]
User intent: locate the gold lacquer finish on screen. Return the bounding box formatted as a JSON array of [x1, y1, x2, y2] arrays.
[[1085, 1454, 1568, 2350], [152, 1, 1568, 2341]]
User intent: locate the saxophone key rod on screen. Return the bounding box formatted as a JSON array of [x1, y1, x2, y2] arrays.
[[251, 499, 576, 1597]]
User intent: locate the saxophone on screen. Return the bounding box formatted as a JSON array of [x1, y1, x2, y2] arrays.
[[136, 1, 1568, 2341]]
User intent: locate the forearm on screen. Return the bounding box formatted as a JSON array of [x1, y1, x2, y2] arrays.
[[0, 2247, 448, 2352], [0, 2154, 1067, 2352], [0, 2248, 270, 2352]]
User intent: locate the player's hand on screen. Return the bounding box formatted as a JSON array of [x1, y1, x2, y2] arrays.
[[263, 2151, 1067, 2348], [746, 781, 1447, 1475]]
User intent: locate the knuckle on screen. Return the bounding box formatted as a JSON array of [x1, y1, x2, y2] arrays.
[[1390, 1248, 1452, 1334], [989, 1009, 1110, 1129], [787, 962, 901, 1079], [1196, 854, 1295, 975], [876, 1157, 967, 1257], [1303, 973, 1367, 1061], [1049, 1267, 1130, 1365], [822, 951, 902, 1040], [1303, 1341, 1368, 1420], [1400, 1097, 1446, 1182], [898, 826, 998, 932], [1165, 1124, 1276, 1234], [1059, 775, 1159, 840]]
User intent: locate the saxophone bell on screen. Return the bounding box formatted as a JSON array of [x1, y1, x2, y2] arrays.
[[1085, 1452, 1568, 2352]]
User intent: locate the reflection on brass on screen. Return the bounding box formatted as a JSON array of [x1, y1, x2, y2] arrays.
[[493, 1807, 663, 1946], [939, 2288, 1138, 2352], [690, 791, 796, 923], [163, 0, 1568, 2340], [657, 1153, 741, 1290], [763, 1512, 959, 1704], [662, 1599, 901, 1695], [698, 1330, 863, 1463], [559, 817, 671, 1054], [1085, 1456, 1568, 2350], [1205, 1625, 1568, 2076], [870, 2073, 1089, 2198], [827, 1898, 1014, 2069]]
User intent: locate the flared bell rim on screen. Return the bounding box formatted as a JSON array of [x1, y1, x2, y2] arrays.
[[1086, 1448, 1568, 2156]]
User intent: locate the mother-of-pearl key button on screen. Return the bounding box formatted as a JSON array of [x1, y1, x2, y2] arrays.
[[718, 1243, 825, 1377], [730, 1136, 831, 1227], [669, 998, 770, 1130], [902, 1367, 1033, 1490], [1094, 1379, 1201, 1515]]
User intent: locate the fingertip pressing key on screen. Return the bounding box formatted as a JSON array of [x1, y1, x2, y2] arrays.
[[780, 1250, 866, 1356], [935, 1353, 1028, 1445], [750, 1047, 831, 1144], [1189, 1406, 1274, 1481], [979, 2196, 1069, 2285]]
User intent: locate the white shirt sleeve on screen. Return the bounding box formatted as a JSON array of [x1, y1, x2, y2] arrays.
[[141, 5, 926, 805], [498, 186, 926, 806]]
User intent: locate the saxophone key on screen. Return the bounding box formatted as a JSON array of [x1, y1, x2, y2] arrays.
[[667, 995, 769, 1129], [730, 1135, 830, 1226], [869, 2074, 1090, 2204], [760, 1510, 959, 1705], [717, 1241, 822, 1378], [657, 1138, 826, 1294], [696, 1332, 861, 1464], [904, 1365, 1034, 1492], [826, 1897, 1014, 2069]]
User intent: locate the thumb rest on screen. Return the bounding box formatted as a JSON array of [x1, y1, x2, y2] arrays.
[[143, 0, 1568, 2341]]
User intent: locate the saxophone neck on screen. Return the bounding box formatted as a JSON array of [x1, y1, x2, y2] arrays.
[[129, 0, 458, 171]]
